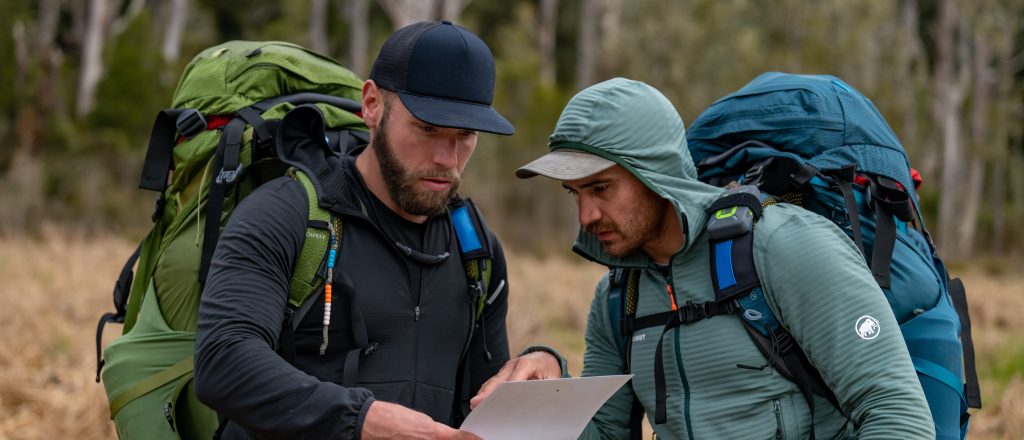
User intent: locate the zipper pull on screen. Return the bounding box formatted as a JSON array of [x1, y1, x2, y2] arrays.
[[666, 284, 679, 311], [415, 305, 421, 321]]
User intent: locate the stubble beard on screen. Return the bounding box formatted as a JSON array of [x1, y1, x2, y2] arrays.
[[586, 188, 667, 257], [374, 104, 461, 218]]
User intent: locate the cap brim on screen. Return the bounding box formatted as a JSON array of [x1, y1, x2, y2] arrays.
[[398, 92, 514, 136], [515, 149, 617, 180]]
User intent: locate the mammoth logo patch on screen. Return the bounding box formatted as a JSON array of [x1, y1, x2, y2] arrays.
[[855, 316, 880, 340]]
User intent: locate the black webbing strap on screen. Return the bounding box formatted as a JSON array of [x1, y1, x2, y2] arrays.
[[608, 267, 643, 440], [96, 243, 142, 381], [198, 118, 246, 285], [235, 107, 271, 147], [696, 139, 777, 170], [868, 176, 914, 289], [627, 394, 644, 440], [453, 347, 473, 423], [791, 163, 820, 187], [825, 165, 865, 256], [652, 300, 739, 424], [948, 277, 982, 409], [871, 205, 896, 289], [781, 343, 819, 440], [139, 109, 185, 192], [339, 270, 376, 387]]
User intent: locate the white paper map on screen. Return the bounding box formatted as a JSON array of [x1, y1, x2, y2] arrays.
[[460, 375, 633, 440]]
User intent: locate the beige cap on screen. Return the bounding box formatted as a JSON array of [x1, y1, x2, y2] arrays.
[[515, 149, 617, 180]]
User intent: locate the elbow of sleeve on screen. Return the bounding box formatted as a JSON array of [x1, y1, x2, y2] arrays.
[[192, 340, 221, 409]]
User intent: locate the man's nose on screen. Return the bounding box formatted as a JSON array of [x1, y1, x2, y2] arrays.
[[578, 196, 601, 227], [432, 136, 459, 168]]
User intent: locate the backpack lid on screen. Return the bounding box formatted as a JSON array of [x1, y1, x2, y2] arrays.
[[170, 41, 363, 115], [686, 72, 917, 201]]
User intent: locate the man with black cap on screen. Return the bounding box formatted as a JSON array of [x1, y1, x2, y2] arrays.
[[195, 21, 528, 439]]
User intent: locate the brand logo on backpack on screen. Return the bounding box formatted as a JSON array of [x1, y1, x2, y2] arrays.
[[855, 316, 880, 340], [306, 230, 328, 241]]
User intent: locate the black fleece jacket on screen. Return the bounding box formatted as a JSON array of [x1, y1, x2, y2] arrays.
[[194, 107, 510, 439]]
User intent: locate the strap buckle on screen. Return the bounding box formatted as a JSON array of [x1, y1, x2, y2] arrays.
[[175, 109, 207, 139], [678, 301, 709, 323], [363, 342, 380, 355], [215, 163, 243, 184], [151, 195, 167, 222]]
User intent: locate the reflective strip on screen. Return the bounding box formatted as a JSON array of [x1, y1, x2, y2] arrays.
[[715, 240, 737, 289]]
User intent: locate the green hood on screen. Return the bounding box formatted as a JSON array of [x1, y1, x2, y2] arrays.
[[548, 78, 724, 267]]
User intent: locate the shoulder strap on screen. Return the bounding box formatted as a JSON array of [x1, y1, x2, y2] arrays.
[[707, 185, 763, 301], [449, 196, 496, 321], [607, 268, 641, 369], [277, 168, 336, 365], [287, 168, 334, 310], [605, 267, 643, 440], [706, 185, 838, 440]]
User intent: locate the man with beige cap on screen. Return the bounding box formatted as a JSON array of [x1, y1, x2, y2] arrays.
[[473, 78, 933, 439]]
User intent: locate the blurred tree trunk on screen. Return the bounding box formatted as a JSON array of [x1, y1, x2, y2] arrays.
[[897, 0, 930, 173], [439, 0, 470, 21], [8, 0, 62, 234], [77, 0, 146, 117], [68, 0, 87, 50], [933, 0, 970, 258], [13, 0, 62, 158], [109, 0, 145, 35], [958, 12, 991, 257], [162, 0, 189, 64], [342, 0, 370, 77], [379, 0, 438, 29], [538, 0, 558, 86], [77, 0, 110, 118], [600, 0, 621, 78], [955, 16, 992, 257], [310, 0, 330, 54], [378, 0, 470, 28], [575, 0, 600, 90]]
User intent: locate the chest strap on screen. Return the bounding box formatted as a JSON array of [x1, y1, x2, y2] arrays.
[[649, 299, 741, 425]]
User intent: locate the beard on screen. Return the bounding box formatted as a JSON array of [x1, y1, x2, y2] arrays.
[[373, 109, 461, 218], [585, 186, 667, 257]]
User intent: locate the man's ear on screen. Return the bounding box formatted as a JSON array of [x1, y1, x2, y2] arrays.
[[361, 80, 382, 129]]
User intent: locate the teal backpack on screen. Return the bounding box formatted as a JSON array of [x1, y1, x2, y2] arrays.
[[609, 73, 980, 440], [94, 41, 496, 439]]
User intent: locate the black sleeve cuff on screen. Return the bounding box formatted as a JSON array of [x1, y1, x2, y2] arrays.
[[353, 395, 376, 440], [519, 345, 571, 378]]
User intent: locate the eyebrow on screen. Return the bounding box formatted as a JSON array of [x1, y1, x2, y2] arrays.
[[563, 178, 612, 191]]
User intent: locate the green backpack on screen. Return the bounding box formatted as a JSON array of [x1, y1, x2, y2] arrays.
[[94, 41, 370, 439], [95, 40, 497, 440]]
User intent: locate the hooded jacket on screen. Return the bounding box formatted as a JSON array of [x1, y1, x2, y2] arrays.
[[553, 79, 933, 439]]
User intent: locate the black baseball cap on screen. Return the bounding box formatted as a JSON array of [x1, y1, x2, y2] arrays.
[[369, 21, 514, 136]]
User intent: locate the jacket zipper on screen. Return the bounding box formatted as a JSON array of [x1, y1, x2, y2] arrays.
[[774, 399, 785, 439], [663, 263, 695, 440]]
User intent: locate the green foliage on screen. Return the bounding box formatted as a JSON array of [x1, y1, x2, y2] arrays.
[[0, 0, 1021, 258], [90, 12, 174, 151], [462, 2, 577, 250], [980, 339, 1024, 400]]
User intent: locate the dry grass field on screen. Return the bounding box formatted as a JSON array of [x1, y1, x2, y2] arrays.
[[0, 231, 1021, 439]]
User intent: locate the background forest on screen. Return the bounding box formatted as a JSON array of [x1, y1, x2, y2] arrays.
[[2, 0, 1023, 262], [1, 0, 1023, 439]]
